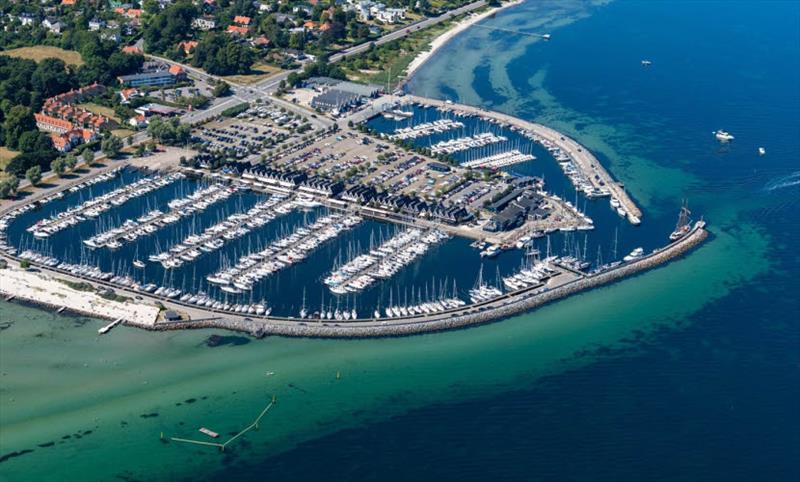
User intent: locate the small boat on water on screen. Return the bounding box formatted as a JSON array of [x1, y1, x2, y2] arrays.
[[132, 259, 146, 269], [758, 147, 766, 156], [714, 129, 734, 142], [641, 59, 652, 66], [480, 245, 501, 258], [623, 247, 644, 262]]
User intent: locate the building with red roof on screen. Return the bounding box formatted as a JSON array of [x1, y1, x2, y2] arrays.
[[227, 25, 250, 35]]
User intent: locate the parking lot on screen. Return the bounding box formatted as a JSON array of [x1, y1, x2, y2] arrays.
[[193, 101, 317, 159], [270, 129, 510, 212]]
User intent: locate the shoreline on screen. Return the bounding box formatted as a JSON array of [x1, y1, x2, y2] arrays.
[[404, 0, 525, 82]]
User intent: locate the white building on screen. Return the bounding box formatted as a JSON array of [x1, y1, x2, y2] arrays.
[[192, 15, 216, 30], [375, 7, 405, 23], [43, 17, 62, 34], [88, 18, 105, 31], [17, 13, 36, 26]]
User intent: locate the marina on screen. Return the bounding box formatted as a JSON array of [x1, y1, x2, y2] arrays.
[[83, 183, 233, 249], [0, 94, 702, 333], [323, 228, 449, 295], [27, 171, 185, 239]]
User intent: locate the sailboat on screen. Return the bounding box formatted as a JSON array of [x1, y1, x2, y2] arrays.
[[299, 288, 308, 319], [132, 246, 145, 268], [669, 201, 692, 241]]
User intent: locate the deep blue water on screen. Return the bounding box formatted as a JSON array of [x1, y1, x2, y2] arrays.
[[189, 1, 799, 480]]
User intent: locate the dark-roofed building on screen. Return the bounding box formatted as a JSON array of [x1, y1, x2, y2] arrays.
[[311, 89, 361, 113], [243, 165, 307, 188], [484, 191, 546, 232], [341, 185, 377, 203], [299, 177, 344, 197]]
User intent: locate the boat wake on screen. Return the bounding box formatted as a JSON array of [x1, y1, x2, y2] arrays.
[[764, 171, 800, 192]]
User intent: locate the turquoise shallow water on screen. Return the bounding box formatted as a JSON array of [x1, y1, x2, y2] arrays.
[[2, 1, 799, 481]]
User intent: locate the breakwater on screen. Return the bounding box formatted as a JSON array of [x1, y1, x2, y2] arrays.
[[120, 222, 708, 338]]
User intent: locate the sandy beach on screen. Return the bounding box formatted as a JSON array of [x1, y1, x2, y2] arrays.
[[0, 267, 160, 326], [404, 0, 524, 80]]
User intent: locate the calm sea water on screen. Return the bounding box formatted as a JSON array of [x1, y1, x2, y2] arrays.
[[1, 1, 798, 481]]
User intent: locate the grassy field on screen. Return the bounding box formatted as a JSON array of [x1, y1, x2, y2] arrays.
[[77, 103, 121, 123], [111, 129, 135, 138], [2, 46, 85, 66], [342, 17, 460, 89], [222, 63, 282, 85], [0, 146, 19, 171]]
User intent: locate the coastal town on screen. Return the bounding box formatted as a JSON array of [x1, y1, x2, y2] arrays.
[[0, 0, 707, 337]]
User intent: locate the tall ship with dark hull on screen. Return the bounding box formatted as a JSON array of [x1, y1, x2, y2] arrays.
[[670, 202, 692, 241]]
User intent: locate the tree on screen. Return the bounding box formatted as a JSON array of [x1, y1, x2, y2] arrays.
[[50, 157, 66, 177], [64, 153, 77, 171], [31, 58, 74, 99], [82, 149, 94, 165], [0, 176, 19, 198], [192, 33, 254, 75], [26, 165, 42, 186], [19, 259, 30, 269], [2, 106, 35, 150], [101, 136, 123, 158], [213, 81, 232, 97], [143, 0, 198, 54], [135, 144, 145, 157]]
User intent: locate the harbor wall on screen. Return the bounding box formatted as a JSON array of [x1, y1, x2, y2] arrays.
[[123, 224, 709, 338]]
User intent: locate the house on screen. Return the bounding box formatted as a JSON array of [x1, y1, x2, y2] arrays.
[[232, 15, 251, 26], [128, 114, 148, 128], [192, 15, 216, 30], [125, 9, 142, 18], [375, 7, 405, 23], [42, 17, 62, 34], [119, 88, 140, 104], [101, 30, 121, 43], [168, 65, 186, 79], [177, 40, 198, 54], [88, 18, 105, 31], [35, 113, 73, 134], [292, 4, 313, 15], [274, 13, 296, 23], [61, 0, 76, 6], [258, 2, 273, 12], [17, 13, 36, 27], [121, 45, 142, 55], [251, 36, 270, 48], [303, 20, 317, 30], [226, 25, 250, 35]]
